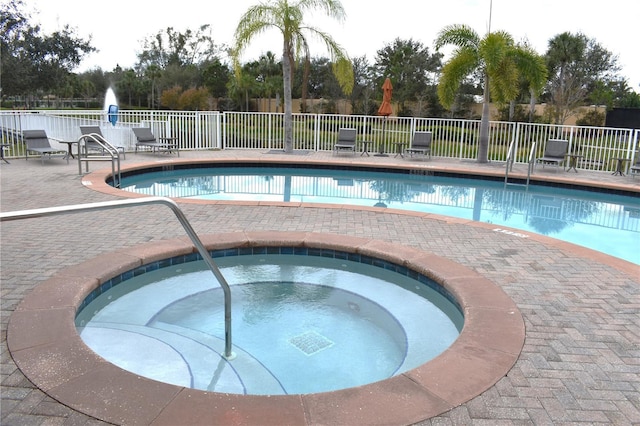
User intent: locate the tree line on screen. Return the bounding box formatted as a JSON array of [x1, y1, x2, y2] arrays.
[[2, 0, 639, 128]]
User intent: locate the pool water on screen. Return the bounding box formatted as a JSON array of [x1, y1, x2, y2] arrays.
[[76, 254, 462, 395], [118, 166, 640, 264]]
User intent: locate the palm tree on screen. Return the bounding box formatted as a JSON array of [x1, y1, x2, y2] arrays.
[[145, 65, 162, 109], [118, 69, 138, 107], [516, 41, 550, 123], [256, 52, 282, 111], [435, 25, 547, 163], [228, 71, 257, 111], [545, 32, 587, 124], [232, 0, 354, 153]]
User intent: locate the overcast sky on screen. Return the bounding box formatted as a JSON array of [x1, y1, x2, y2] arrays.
[[27, 0, 639, 89]]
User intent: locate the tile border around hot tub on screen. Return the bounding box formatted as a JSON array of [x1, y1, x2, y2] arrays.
[[78, 246, 462, 318], [7, 231, 524, 426]]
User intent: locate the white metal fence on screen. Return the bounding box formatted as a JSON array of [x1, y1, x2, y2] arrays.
[[1, 110, 637, 172]]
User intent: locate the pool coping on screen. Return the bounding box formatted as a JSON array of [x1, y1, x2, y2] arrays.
[[8, 231, 524, 425], [84, 155, 640, 196]]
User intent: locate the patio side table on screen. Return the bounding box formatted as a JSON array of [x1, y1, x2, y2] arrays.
[[391, 142, 405, 158], [360, 141, 373, 156], [564, 154, 583, 172], [610, 157, 629, 176], [59, 140, 78, 160]]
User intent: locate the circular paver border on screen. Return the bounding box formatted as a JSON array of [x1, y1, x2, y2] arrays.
[[8, 231, 523, 425]]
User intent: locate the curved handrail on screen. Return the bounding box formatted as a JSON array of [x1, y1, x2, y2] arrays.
[[504, 140, 536, 188], [504, 140, 515, 185], [527, 142, 537, 184], [0, 196, 234, 359], [77, 133, 121, 187], [506, 140, 515, 171]]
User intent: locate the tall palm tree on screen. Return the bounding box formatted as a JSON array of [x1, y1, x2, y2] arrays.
[[257, 52, 282, 111], [145, 65, 162, 109], [435, 25, 547, 163], [516, 42, 550, 123], [118, 69, 138, 107], [232, 0, 354, 153], [546, 32, 586, 124]]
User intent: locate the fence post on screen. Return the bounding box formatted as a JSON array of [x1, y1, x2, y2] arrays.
[[221, 112, 227, 150], [313, 114, 320, 152]]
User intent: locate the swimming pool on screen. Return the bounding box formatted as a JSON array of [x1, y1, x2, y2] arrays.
[[117, 165, 640, 264]]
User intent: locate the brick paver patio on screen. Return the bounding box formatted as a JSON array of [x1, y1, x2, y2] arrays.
[[1, 150, 638, 425]]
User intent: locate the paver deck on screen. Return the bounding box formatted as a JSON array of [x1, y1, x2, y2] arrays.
[[1, 149, 639, 425]]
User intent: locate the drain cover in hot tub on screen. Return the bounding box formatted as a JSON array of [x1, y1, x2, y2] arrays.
[[289, 331, 334, 355]]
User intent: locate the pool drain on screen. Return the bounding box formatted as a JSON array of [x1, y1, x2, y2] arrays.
[[289, 331, 334, 355]]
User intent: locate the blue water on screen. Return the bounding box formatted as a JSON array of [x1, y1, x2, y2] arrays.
[[76, 254, 462, 394], [119, 166, 640, 264]]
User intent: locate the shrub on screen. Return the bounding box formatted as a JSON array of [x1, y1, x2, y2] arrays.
[[576, 109, 605, 127]]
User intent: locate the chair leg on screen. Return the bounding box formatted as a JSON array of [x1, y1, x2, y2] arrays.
[[0, 145, 9, 164]]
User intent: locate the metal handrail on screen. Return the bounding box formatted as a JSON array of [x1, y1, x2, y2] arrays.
[[506, 140, 516, 171], [77, 133, 122, 187], [505, 140, 535, 188], [527, 142, 537, 185], [504, 140, 516, 185], [0, 197, 235, 359]]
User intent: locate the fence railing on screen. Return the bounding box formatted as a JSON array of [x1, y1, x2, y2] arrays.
[[1, 110, 638, 173]]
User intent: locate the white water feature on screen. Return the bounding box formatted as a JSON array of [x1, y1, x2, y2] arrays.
[[97, 87, 128, 149], [104, 87, 119, 126], [104, 87, 118, 111]]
